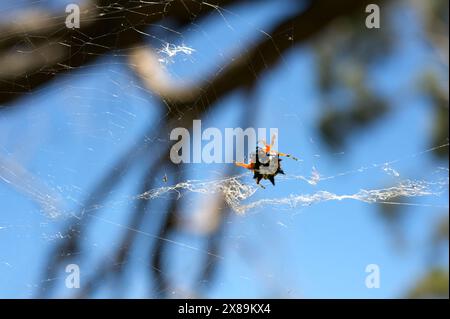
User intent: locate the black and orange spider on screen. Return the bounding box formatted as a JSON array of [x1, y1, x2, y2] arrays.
[[235, 135, 298, 186]]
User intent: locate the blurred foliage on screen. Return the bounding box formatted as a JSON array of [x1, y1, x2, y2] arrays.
[[319, 94, 388, 149], [313, 0, 448, 298], [432, 214, 449, 246], [378, 195, 407, 249], [314, 1, 448, 158], [407, 268, 449, 299], [414, 0, 449, 159], [420, 71, 449, 159], [314, 3, 393, 150]]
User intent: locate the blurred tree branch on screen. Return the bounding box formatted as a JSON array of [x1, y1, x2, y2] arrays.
[[0, 0, 246, 106], [0, 0, 370, 107]]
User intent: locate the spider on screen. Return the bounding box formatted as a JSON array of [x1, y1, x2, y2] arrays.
[[235, 135, 298, 187]]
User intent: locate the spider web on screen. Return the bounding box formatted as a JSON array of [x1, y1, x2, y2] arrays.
[[0, 0, 448, 298], [134, 149, 448, 215]]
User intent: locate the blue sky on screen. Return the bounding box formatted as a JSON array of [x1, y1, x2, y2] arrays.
[[0, 0, 448, 298]]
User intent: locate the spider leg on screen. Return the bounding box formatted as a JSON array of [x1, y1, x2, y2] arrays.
[[270, 134, 276, 147], [235, 162, 254, 170], [277, 151, 299, 161], [255, 175, 263, 185]]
